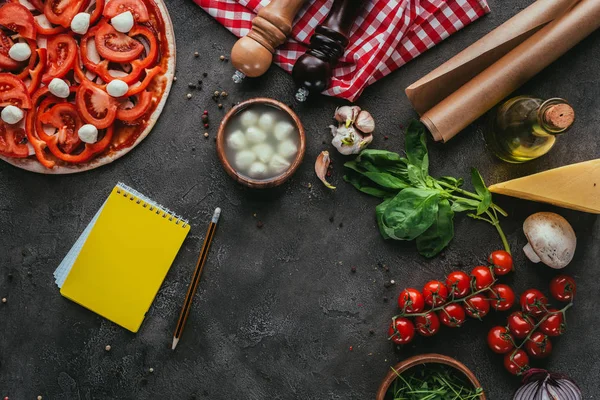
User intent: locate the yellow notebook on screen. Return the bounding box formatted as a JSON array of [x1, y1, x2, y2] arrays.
[[54, 183, 190, 332]]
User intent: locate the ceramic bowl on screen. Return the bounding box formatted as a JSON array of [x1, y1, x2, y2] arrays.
[[216, 98, 306, 189], [375, 353, 485, 400]]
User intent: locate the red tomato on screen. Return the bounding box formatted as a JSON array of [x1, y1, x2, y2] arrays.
[[507, 311, 535, 339], [0, 121, 28, 158], [26, 49, 47, 94], [489, 284, 515, 311], [488, 250, 513, 275], [464, 294, 490, 319], [0, 31, 21, 71], [0, 3, 37, 40], [103, 0, 149, 22], [422, 280, 448, 307], [446, 271, 471, 298], [0, 73, 33, 109], [95, 21, 144, 63], [398, 288, 425, 314], [520, 289, 548, 317], [414, 312, 440, 337], [39, 103, 83, 154], [388, 318, 415, 345], [487, 326, 515, 354], [33, 16, 67, 35], [116, 90, 153, 122], [43, 0, 86, 28], [539, 309, 565, 337], [504, 349, 530, 376], [438, 304, 466, 328], [525, 332, 552, 359], [471, 266, 494, 291], [42, 34, 77, 83], [14, 40, 38, 81], [549, 275, 576, 302], [75, 81, 118, 129]]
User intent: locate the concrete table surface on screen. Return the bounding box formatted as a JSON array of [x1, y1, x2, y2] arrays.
[[1, 0, 599, 398]]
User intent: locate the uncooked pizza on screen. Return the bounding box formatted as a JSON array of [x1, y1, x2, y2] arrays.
[[0, 0, 175, 173]]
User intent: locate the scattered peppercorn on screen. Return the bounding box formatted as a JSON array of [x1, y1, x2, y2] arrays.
[[203, 110, 208, 115], [7, 273, 12, 280], [383, 296, 388, 302], [329, 216, 334, 223], [201, 114, 208, 122], [1, 298, 6, 303], [27, 271, 32, 277], [203, 72, 208, 77], [218, 104, 222, 109], [322, 140, 327, 145], [173, 76, 177, 81], [105, 345, 111, 351], [339, 222, 343, 228], [204, 123, 209, 128], [204, 132, 209, 138], [219, 55, 225, 61], [384, 136, 389, 140], [220, 91, 228, 98], [256, 221, 264, 229], [349, 346, 353, 351], [188, 83, 196, 89], [186, 93, 192, 99], [37, 396, 42, 400], [149, 368, 154, 373], [213, 90, 220, 97], [194, 51, 199, 57], [369, 329, 375, 335], [390, 279, 395, 284], [192, 147, 196, 151], [351, 267, 356, 273], [198, 80, 203, 85], [307, 183, 312, 189], [384, 265, 389, 272]]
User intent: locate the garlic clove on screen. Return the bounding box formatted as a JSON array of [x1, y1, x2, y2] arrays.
[[331, 126, 363, 155], [355, 110, 375, 133], [315, 151, 335, 189], [334, 105, 361, 127]]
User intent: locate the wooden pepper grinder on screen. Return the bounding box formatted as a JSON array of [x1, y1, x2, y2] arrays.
[[292, 0, 366, 101], [231, 0, 307, 83]]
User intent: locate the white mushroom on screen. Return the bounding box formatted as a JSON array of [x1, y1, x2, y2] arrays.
[[523, 212, 577, 269]]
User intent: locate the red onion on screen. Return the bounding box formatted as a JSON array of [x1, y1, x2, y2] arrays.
[[513, 369, 581, 400]]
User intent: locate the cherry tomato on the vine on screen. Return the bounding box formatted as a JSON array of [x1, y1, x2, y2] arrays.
[[439, 304, 466, 328], [464, 294, 490, 319], [504, 349, 530, 376], [549, 275, 576, 302], [488, 250, 513, 275], [487, 326, 515, 354], [422, 280, 448, 307], [397, 288, 425, 314], [471, 266, 494, 291], [446, 271, 471, 298], [520, 289, 549, 317], [525, 332, 553, 359], [539, 309, 565, 337], [388, 318, 415, 345], [414, 312, 440, 337], [507, 311, 535, 339], [489, 284, 515, 311]]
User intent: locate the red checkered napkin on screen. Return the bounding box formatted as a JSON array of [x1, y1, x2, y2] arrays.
[[194, 0, 490, 102]]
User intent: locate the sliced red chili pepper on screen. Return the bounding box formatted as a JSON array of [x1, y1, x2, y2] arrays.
[[44, 0, 86, 28], [117, 90, 153, 122], [89, 0, 105, 25], [33, 15, 67, 36], [27, 48, 47, 94]]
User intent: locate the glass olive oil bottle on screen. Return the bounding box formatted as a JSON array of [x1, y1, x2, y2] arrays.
[[485, 96, 574, 163]]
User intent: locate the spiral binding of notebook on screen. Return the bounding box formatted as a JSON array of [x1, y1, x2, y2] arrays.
[[53, 182, 189, 288]]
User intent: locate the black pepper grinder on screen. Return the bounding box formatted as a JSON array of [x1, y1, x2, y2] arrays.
[[292, 0, 366, 102]]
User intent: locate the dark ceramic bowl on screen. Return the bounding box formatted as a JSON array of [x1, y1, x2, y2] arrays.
[[376, 353, 485, 400], [216, 97, 306, 189]]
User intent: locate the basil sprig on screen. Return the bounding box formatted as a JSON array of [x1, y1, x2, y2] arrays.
[[344, 120, 509, 258]]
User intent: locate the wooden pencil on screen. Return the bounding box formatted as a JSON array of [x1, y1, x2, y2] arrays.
[[171, 207, 221, 350]]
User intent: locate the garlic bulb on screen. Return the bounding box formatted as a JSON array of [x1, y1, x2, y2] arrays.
[[330, 125, 373, 155], [330, 105, 374, 155]]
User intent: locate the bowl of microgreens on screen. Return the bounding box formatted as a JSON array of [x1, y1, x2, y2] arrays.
[[376, 354, 485, 400]]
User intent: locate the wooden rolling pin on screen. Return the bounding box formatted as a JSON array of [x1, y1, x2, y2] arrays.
[[292, 0, 366, 102], [231, 0, 307, 83]]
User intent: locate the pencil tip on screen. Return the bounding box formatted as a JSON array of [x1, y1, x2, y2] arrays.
[[171, 337, 179, 350]]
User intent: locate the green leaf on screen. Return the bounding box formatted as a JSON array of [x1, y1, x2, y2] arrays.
[[378, 188, 440, 241], [407, 164, 427, 187], [416, 199, 455, 258], [343, 173, 395, 198], [405, 120, 429, 173], [438, 176, 464, 188], [450, 197, 479, 213], [470, 168, 492, 215], [345, 162, 410, 190], [376, 197, 394, 239]]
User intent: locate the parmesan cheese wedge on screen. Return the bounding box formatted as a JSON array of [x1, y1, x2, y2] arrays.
[[488, 159, 600, 214]]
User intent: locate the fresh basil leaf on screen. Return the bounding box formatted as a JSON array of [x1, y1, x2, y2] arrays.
[[345, 162, 410, 190], [378, 188, 440, 240], [353, 150, 409, 177], [471, 168, 492, 215], [439, 176, 464, 188], [343, 173, 395, 198], [376, 197, 394, 239], [405, 120, 428, 173], [450, 197, 479, 213], [407, 164, 427, 187], [416, 199, 455, 258]]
